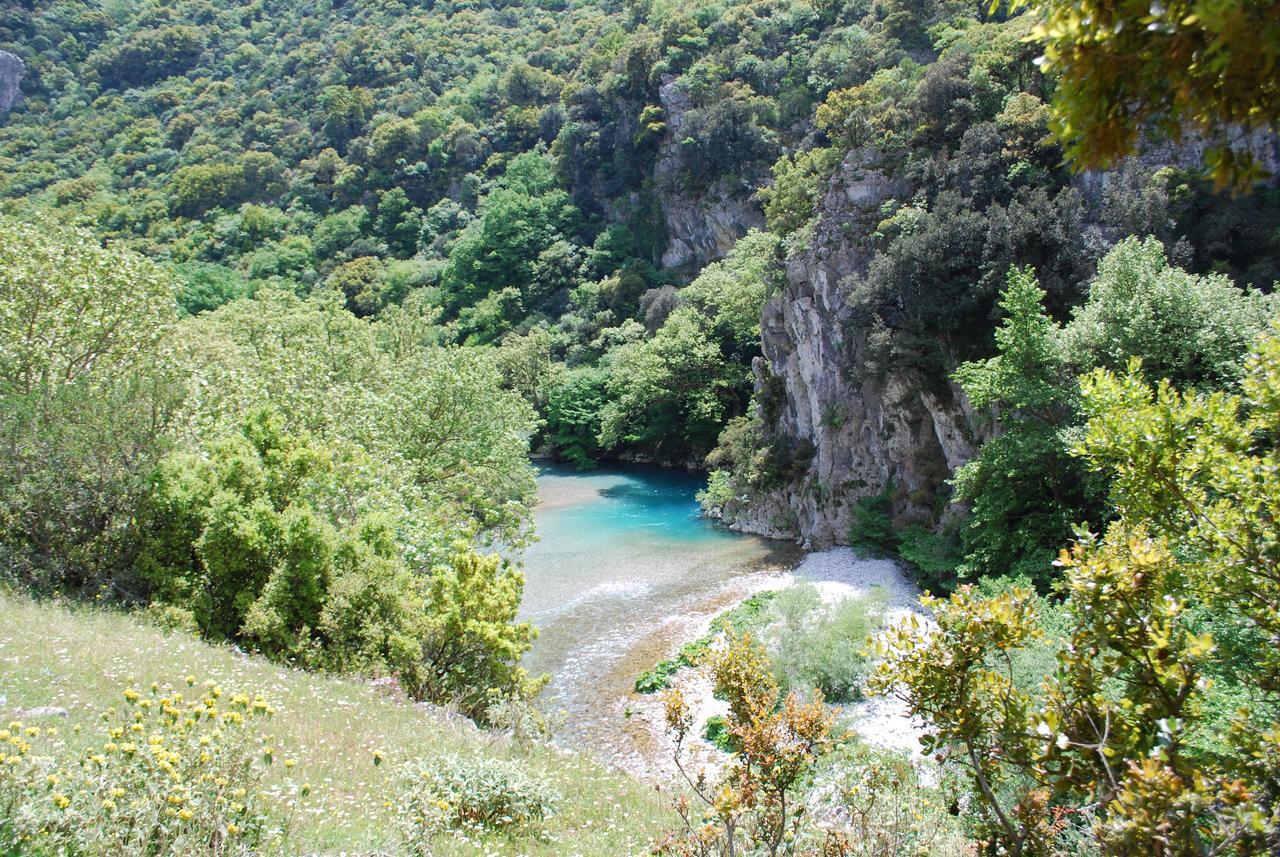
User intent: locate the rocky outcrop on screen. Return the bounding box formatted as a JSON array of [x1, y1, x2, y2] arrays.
[[726, 149, 980, 546], [653, 76, 765, 277], [0, 51, 24, 117], [723, 133, 1280, 547]]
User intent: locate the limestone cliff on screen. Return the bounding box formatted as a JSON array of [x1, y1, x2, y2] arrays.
[[653, 76, 765, 278], [721, 149, 979, 545], [0, 51, 24, 117], [718, 136, 1280, 547]]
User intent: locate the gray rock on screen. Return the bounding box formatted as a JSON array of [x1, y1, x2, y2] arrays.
[[0, 50, 24, 116], [721, 148, 981, 545], [652, 76, 766, 278], [20, 706, 69, 718]]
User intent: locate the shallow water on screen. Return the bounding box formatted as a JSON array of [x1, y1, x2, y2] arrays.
[[517, 462, 801, 771]]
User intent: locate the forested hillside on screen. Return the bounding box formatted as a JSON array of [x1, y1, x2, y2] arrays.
[[3, 0, 1280, 853]]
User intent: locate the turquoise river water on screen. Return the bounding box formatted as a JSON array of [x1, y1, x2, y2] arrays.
[[517, 462, 801, 770]]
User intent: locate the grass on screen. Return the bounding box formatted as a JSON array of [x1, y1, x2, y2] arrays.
[[0, 591, 666, 856], [633, 590, 778, 693]]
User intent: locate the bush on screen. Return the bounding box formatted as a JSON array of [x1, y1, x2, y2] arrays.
[[848, 488, 897, 555], [770, 585, 885, 703], [701, 714, 737, 752], [415, 547, 545, 716], [0, 680, 298, 856], [395, 754, 557, 851], [813, 742, 968, 857]]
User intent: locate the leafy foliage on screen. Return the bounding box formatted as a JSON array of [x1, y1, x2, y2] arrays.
[[1015, 0, 1280, 188], [600, 232, 776, 461], [416, 547, 545, 716], [634, 591, 777, 694], [656, 632, 838, 856], [873, 328, 1280, 855], [0, 217, 182, 586], [768, 585, 885, 703]]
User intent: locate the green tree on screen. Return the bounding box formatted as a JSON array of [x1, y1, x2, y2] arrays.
[[1013, 0, 1280, 188], [760, 147, 841, 236], [313, 206, 372, 262], [1062, 236, 1280, 389], [440, 152, 581, 314], [544, 367, 611, 468], [174, 262, 248, 316], [138, 408, 535, 707], [375, 188, 423, 259], [176, 289, 537, 551], [170, 163, 248, 217], [951, 267, 1094, 587], [600, 309, 741, 460], [0, 217, 182, 586], [597, 232, 775, 461]]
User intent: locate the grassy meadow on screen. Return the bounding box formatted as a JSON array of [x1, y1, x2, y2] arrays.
[[0, 592, 666, 856]]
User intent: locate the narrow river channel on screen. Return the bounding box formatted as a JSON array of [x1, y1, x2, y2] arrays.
[[517, 462, 802, 773]]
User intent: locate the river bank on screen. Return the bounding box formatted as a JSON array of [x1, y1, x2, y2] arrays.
[[518, 463, 929, 780], [621, 548, 929, 779]]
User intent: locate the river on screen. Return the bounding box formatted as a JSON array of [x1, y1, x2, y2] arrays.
[[517, 462, 802, 773]]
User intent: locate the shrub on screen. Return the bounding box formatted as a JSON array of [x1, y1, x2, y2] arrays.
[[770, 586, 885, 703], [395, 754, 557, 851], [814, 742, 968, 857], [848, 488, 897, 555], [415, 547, 545, 716], [760, 146, 841, 236], [544, 367, 611, 468], [656, 633, 837, 856], [0, 680, 298, 856], [701, 714, 736, 752]]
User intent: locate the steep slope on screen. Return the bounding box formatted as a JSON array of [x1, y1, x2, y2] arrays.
[[0, 592, 665, 855]]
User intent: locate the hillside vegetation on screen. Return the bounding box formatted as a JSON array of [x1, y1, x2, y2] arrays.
[[0, 591, 665, 855], [2, 0, 1280, 852]]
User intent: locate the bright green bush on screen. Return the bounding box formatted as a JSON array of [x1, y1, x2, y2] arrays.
[[769, 585, 885, 703], [544, 368, 611, 468], [895, 525, 961, 593], [760, 147, 841, 236], [136, 408, 428, 679], [1061, 236, 1280, 389]]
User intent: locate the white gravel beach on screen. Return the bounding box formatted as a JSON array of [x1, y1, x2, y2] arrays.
[[623, 547, 932, 779], [790, 547, 930, 755]]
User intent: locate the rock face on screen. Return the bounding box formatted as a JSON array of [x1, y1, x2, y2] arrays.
[[727, 149, 980, 546], [0, 51, 24, 116], [723, 135, 1280, 547], [653, 76, 765, 277]]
